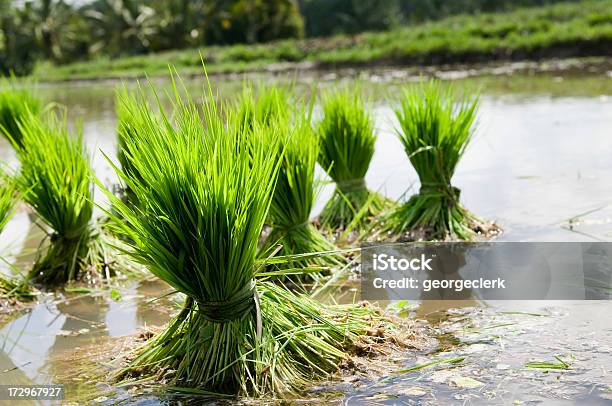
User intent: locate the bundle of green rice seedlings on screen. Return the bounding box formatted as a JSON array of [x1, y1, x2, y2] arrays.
[[384, 80, 493, 240], [0, 80, 41, 148], [263, 114, 347, 284], [14, 110, 118, 285], [108, 81, 401, 396], [317, 88, 391, 232], [236, 86, 348, 285]]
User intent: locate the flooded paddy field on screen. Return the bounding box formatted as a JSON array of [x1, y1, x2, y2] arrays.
[[0, 67, 611, 404]]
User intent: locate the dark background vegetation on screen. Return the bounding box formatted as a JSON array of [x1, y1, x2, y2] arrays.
[[0, 0, 599, 76]]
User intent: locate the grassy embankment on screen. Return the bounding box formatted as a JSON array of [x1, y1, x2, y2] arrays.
[[34, 0, 611, 81]]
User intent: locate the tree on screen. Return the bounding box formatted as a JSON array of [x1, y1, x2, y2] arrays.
[[0, 1, 38, 75], [23, 0, 89, 63], [299, 0, 400, 37], [84, 0, 158, 57], [150, 0, 192, 50], [226, 0, 304, 44]]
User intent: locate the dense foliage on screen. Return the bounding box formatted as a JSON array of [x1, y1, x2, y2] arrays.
[[0, 0, 304, 74], [299, 0, 583, 37], [0, 0, 39, 75], [35, 0, 612, 81], [1, 0, 605, 76]]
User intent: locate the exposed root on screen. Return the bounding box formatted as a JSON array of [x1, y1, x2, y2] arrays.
[[112, 298, 429, 400], [373, 193, 502, 242]]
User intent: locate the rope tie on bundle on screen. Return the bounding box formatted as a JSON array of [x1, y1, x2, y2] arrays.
[[337, 178, 366, 194], [419, 182, 461, 205], [50, 223, 90, 243], [280, 219, 310, 235], [196, 279, 263, 339]]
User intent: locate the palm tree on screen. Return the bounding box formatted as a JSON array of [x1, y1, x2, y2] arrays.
[[26, 0, 88, 63], [85, 0, 158, 57], [0, 0, 38, 75]]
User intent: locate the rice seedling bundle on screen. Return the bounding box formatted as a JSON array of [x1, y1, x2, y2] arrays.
[[317, 88, 391, 231], [264, 114, 347, 282], [14, 110, 114, 285], [385, 80, 491, 240], [236, 84, 347, 278], [0, 81, 41, 149], [109, 80, 398, 396]]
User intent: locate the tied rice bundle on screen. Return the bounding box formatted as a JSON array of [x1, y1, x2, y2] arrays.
[[109, 78, 399, 396], [15, 110, 124, 285], [385, 80, 494, 240], [317, 89, 391, 231], [264, 110, 347, 285]]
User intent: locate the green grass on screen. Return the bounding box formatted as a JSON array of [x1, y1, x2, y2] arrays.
[[0, 80, 41, 148], [395, 356, 465, 374], [382, 79, 490, 240], [317, 88, 392, 231], [30, 0, 612, 82], [234, 85, 346, 283], [16, 110, 93, 284], [525, 356, 571, 370], [106, 74, 398, 396], [115, 86, 158, 205]]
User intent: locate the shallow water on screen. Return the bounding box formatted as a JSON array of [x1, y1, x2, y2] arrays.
[[0, 68, 611, 404]]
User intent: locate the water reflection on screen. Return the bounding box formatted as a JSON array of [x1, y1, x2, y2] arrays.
[[0, 279, 176, 402], [135, 279, 176, 328], [343, 300, 612, 405], [47, 295, 109, 354], [41, 295, 110, 401], [0, 302, 65, 383], [416, 245, 481, 318], [420, 245, 472, 301]]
